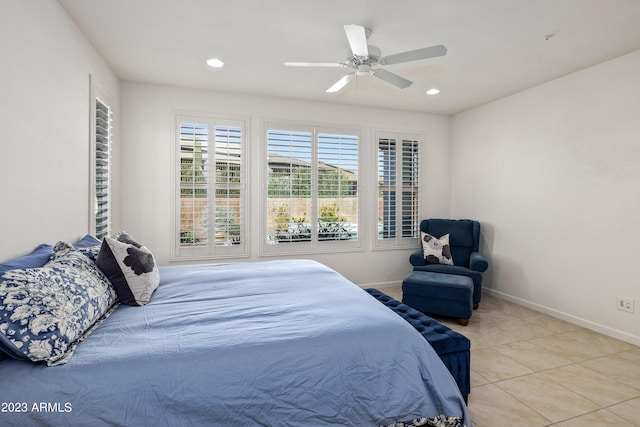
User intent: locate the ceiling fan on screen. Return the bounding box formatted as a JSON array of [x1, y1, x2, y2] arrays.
[[284, 24, 447, 93]]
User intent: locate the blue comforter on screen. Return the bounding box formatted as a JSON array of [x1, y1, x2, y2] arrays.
[[0, 260, 470, 426]]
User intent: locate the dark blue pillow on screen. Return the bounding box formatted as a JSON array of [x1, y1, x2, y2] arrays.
[[74, 234, 101, 248], [0, 244, 53, 276]]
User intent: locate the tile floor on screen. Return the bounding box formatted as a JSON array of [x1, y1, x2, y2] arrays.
[[381, 287, 640, 427]]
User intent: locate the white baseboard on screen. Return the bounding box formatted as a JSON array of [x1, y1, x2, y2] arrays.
[[485, 288, 640, 347]]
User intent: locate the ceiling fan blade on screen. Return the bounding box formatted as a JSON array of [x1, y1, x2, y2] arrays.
[[284, 62, 345, 68], [326, 73, 355, 93], [344, 24, 369, 57], [373, 69, 413, 89], [381, 44, 447, 65]]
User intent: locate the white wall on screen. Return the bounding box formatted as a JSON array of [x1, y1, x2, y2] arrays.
[[120, 82, 451, 286], [0, 0, 120, 262], [451, 49, 640, 344]]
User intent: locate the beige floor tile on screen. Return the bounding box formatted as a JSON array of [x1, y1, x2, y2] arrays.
[[462, 319, 538, 347], [471, 347, 533, 382], [492, 341, 573, 372], [554, 409, 637, 427], [617, 348, 640, 364], [487, 317, 556, 341], [467, 383, 551, 427], [565, 328, 637, 355], [379, 286, 402, 300], [530, 333, 610, 362], [496, 374, 600, 423], [520, 311, 582, 334], [580, 354, 640, 390], [608, 397, 640, 426], [540, 364, 640, 406], [470, 370, 490, 387], [473, 297, 538, 323]]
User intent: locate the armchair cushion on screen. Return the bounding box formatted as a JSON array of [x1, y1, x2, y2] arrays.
[[421, 232, 453, 265], [410, 249, 427, 267], [469, 252, 489, 272]]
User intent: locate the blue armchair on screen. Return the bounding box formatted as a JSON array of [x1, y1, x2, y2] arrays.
[[410, 219, 488, 307]]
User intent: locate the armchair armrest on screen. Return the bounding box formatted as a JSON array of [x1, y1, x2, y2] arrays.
[[409, 249, 426, 266], [469, 252, 488, 272]]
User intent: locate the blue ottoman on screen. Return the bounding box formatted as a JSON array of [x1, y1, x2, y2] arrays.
[[364, 288, 471, 402], [402, 271, 474, 325]]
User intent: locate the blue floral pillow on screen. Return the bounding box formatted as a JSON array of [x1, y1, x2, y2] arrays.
[[0, 248, 117, 365], [50, 241, 100, 264]]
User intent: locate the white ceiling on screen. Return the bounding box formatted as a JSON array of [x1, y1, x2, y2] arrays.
[[59, 0, 640, 115]]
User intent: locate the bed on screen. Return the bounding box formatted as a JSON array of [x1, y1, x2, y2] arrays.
[[0, 239, 470, 427]]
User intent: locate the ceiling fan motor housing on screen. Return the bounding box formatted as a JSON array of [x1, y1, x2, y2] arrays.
[[347, 45, 382, 70]]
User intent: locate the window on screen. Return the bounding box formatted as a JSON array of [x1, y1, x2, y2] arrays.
[[90, 82, 113, 240], [376, 131, 420, 248], [174, 114, 246, 259], [264, 123, 359, 253]]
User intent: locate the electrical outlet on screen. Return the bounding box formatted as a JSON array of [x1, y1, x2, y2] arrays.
[[617, 297, 635, 313]]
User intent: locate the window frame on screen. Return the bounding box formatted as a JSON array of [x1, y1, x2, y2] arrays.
[[261, 120, 362, 256], [373, 130, 422, 250], [172, 112, 248, 261]]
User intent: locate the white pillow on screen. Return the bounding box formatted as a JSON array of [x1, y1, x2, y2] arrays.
[[421, 232, 454, 265], [96, 233, 159, 306]]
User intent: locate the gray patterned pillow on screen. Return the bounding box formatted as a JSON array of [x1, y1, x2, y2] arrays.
[[421, 232, 454, 265], [96, 233, 159, 306], [0, 249, 117, 365]]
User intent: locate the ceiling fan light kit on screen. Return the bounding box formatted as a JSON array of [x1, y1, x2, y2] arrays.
[[285, 24, 447, 94]]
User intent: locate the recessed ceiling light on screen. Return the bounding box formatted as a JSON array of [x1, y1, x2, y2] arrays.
[[426, 88, 440, 95], [206, 58, 224, 68]]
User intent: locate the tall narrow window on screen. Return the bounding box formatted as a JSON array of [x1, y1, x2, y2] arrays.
[[376, 132, 420, 247], [94, 99, 111, 239], [90, 80, 113, 240], [317, 133, 359, 241], [266, 129, 313, 244], [174, 114, 246, 259], [264, 123, 359, 254]]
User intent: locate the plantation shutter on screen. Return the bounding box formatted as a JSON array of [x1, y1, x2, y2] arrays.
[[264, 124, 360, 254], [266, 129, 313, 243], [213, 125, 243, 246], [94, 98, 111, 239], [378, 137, 397, 239], [174, 115, 246, 259], [179, 123, 210, 248], [401, 138, 420, 238], [377, 132, 420, 246], [317, 133, 358, 241]]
